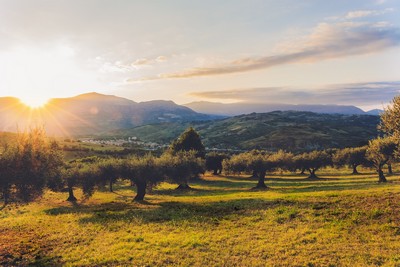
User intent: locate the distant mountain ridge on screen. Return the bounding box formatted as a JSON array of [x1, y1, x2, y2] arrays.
[[366, 109, 383, 115], [184, 101, 379, 116], [0, 92, 215, 136]]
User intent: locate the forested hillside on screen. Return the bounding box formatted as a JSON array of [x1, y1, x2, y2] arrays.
[[108, 111, 381, 152]]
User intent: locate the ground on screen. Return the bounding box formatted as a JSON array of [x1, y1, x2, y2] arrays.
[[1, 168, 400, 266]]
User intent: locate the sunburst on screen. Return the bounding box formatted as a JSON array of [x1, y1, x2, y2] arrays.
[[19, 96, 49, 109]]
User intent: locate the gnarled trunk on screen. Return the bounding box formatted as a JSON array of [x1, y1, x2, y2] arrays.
[[300, 168, 306, 175], [134, 180, 147, 201], [251, 170, 259, 178], [176, 181, 191, 190], [254, 170, 267, 189], [109, 179, 113, 192], [213, 168, 218, 175], [307, 168, 318, 179], [176, 177, 192, 190], [67, 186, 77, 202], [2, 186, 9, 205], [388, 164, 393, 175], [352, 164, 359, 175], [378, 168, 387, 183]]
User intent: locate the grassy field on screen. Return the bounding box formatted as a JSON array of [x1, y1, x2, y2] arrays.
[[1, 169, 400, 266]]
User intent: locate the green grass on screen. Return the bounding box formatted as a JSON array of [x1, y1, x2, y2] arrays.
[[1, 170, 400, 266]]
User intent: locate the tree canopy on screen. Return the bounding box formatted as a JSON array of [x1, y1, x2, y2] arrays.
[[169, 127, 205, 158], [366, 137, 397, 182], [380, 95, 400, 140], [293, 150, 332, 179], [0, 128, 63, 204], [333, 146, 369, 174]]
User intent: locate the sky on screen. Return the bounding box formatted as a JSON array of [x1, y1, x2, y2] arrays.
[[0, 0, 399, 110]]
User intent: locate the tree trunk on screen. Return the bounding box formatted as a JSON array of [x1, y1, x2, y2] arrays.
[[213, 169, 218, 175], [388, 164, 393, 175], [217, 168, 222, 175], [134, 180, 147, 201], [2, 187, 9, 205], [254, 170, 267, 189], [300, 168, 306, 175], [176, 181, 191, 190], [352, 164, 359, 175], [378, 168, 387, 183], [67, 186, 77, 202], [307, 169, 318, 179], [251, 170, 259, 178], [109, 179, 113, 192]]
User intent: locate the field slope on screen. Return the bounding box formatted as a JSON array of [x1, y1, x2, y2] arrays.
[[1, 170, 399, 266]]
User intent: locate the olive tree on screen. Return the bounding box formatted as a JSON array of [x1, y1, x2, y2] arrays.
[[293, 150, 332, 179], [160, 151, 205, 190], [223, 152, 250, 176], [333, 146, 368, 174], [380, 96, 400, 140], [121, 155, 163, 201], [206, 152, 229, 175], [97, 158, 123, 192], [223, 150, 293, 189], [61, 161, 100, 201], [366, 137, 397, 182], [0, 128, 63, 204]]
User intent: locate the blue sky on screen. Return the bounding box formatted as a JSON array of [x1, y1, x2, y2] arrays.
[[0, 0, 399, 109]]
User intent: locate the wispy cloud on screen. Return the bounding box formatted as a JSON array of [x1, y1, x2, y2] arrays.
[[129, 22, 400, 82], [132, 58, 153, 66], [345, 8, 394, 19], [189, 81, 400, 106], [98, 55, 168, 73], [131, 56, 168, 69]]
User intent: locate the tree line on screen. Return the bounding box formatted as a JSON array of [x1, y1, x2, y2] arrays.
[[1, 96, 400, 204], [0, 127, 206, 204]]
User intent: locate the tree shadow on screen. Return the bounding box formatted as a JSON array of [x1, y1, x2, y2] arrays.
[[278, 181, 386, 194], [266, 177, 338, 182], [152, 174, 389, 197], [43, 197, 331, 226], [152, 176, 256, 197]]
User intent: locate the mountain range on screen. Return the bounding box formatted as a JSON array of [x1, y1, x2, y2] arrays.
[[184, 101, 381, 116], [0, 93, 213, 136], [0, 92, 381, 138]]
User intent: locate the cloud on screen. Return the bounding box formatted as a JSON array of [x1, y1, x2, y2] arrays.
[[132, 58, 152, 66], [130, 22, 400, 81], [98, 55, 169, 73], [189, 81, 400, 106], [130, 56, 168, 69], [345, 8, 394, 19], [156, 56, 167, 62]]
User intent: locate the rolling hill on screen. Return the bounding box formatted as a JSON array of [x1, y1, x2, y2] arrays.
[[108, 111, 381, 152], [0, 93, 215, 136]]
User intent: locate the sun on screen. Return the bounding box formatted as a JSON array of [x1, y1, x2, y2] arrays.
[[19, 96, 50, 108]]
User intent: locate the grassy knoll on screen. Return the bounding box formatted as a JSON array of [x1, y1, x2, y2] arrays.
[[1, 170, 400, 266]]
